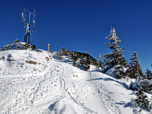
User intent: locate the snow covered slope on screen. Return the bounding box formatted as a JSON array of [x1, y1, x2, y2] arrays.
[[0, 50, 151, 114]]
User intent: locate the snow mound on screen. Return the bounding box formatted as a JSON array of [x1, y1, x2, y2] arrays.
[[0, 50, 52, 77]]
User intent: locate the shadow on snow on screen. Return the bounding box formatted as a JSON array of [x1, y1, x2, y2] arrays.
[[86, 77, 132, 90]]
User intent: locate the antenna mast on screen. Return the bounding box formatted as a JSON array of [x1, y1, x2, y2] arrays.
[[22, 9, 36, 44]]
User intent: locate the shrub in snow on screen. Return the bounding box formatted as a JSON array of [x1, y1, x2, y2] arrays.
[[68, 52, 79, 64], [141, 79, 152, 93], [52, 51, 60, 59], [35, 49, 43, 52], [145, 68, 152, 80], [55, 51, 63, 60], [60, 48, 70, 56], [130, 75, 143, 91], [25, 60, 37, 65], [124, 77, 132, 88], [113, 65, 129, 79], [101, 64, 112, 73], [133, 89, 152, 109], [130, 72, 152, 93], [65, 49, 70, 55], [105, 64, 128, 79], [60, 48, 65, 55], [2, 56, 6, 61], [76, 55, 90, 70], [51, 50, 53, 53]]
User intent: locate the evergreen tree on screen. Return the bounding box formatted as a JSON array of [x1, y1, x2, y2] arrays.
[[76, 55, 90, 70], [60, 48, 65, 55], [65, 49, 70, 56], [127, 64, 136, 79], [128, 51, 143, 78], [102, 27, 127, 75], [141, 79, 152, 93], [134, 89, 152, 109], [130, 72, 143, 91], [130, 70, 152, 93], [113, 65, 128, 79], [145, 68, 152, 79], [97, 53, 103, 70], [68, 52, 79, 65]]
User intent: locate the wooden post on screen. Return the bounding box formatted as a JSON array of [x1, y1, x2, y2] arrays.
[[48, 44, 50, 52]]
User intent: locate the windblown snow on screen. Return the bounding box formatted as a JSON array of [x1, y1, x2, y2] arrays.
[[0, 50, 151, 114]]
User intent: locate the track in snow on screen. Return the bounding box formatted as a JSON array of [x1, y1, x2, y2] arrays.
[[0, 57, 121, 114]]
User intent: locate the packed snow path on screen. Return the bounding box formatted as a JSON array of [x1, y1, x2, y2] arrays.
[[0, 50, 141, 114]]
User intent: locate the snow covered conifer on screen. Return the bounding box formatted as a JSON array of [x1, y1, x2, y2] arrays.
[[65, 48, 70, 56], [76, 55, 90, 70], [134, 89, 151, 109], [130, 68, 152, 93], [83, 56, 91, 70], [60, 48, 65, 55], [130, 70, 143, 91], [127, 64, 136, 79], [102, 27, 127, 76], [68, 52, 79, 65], [97, 53, 103, 70], [128, 51, 143, 79], [113, 64, 127, 79], [141, 79, 152, 93], [145, 68, 152, 79]]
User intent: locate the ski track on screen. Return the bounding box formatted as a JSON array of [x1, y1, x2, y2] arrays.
[[95, 82, 121, 114], [0, 57, 121, 114], [49, 62, 97, 114]]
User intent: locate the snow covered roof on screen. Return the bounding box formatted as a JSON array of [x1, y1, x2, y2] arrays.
[[71, 51, 97, 62]]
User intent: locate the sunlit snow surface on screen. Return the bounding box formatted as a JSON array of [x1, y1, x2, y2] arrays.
[[0, 50, 151, 114]]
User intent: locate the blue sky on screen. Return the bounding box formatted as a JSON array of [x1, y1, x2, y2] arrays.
[[0, 0, 152, 73]]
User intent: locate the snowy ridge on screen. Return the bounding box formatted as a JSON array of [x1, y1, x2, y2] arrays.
[[0, 50, 151, 114], [0, 42, 27, 51]]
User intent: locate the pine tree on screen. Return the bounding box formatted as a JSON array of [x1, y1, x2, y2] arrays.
[[145, 68, 152, 79], [102, 27, 127, 76], [130, 71, 143, 91], [128, 51, 143, 78], [141, 79, 152, 93], [83, 56, 91, 70], [127, 64, 136, 79], [68, 52, 79, 65], [130, 69, 152, 93], [134, 89, 151, 109], [76, 55, 90, 70], [65, 49, 70, 56], [60, 48, 65, 55], [114, 65, 126, 79], [97, 53, 103, 70]]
